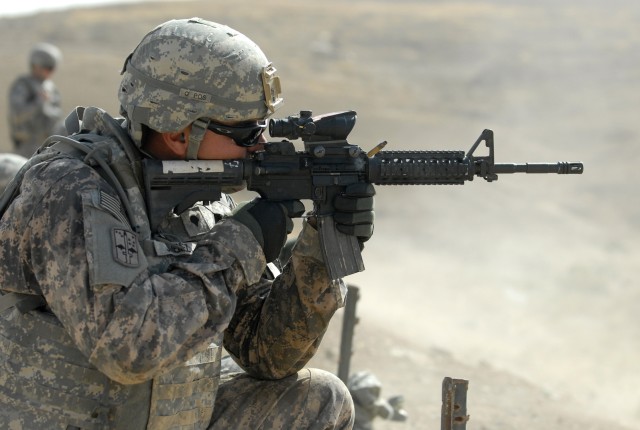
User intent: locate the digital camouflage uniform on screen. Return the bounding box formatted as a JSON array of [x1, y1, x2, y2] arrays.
[[0, 106, 353, 428], [8, 43, 65, 158]]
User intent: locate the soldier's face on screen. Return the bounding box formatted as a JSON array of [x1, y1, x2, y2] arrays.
[[32, 64, 55, 80]]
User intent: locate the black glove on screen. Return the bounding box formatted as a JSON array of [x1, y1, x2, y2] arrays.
[[333, 183, 375, 247], [230, 198, 305, 262]]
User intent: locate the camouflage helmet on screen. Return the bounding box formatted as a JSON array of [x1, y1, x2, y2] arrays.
[[118, 17, 283, 157], [29, 42, 62, 70]]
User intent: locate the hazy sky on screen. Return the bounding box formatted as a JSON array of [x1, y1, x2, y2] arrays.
[[0, 0, 141, 17]]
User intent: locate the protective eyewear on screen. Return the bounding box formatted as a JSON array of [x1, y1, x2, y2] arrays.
[[207, 120, 267, 147]]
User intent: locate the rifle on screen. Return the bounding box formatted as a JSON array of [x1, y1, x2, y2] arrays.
[[143, 110, 583, 280]]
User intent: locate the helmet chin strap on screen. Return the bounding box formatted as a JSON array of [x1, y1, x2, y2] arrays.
[[186, 118, 209, 159]]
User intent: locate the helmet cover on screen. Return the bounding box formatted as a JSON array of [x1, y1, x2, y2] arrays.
[[29, 43, 62, 69], [118, 17, 283, 146]]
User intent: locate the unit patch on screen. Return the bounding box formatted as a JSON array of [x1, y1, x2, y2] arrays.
[[112, 228, 140, 267]]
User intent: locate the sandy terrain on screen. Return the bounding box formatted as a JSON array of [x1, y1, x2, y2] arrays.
[[1, 1, 638, 429]]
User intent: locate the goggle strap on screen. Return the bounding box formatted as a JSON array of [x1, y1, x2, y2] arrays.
[[186, 118, 209, 160]]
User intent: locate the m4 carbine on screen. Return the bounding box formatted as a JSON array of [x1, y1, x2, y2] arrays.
[[143, 110, 583, 280]]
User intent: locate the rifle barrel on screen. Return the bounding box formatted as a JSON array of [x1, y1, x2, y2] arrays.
[[492, 162, 583, 174]]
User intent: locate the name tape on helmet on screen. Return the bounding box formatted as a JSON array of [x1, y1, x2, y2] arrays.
[[180, 89, 212, 102]]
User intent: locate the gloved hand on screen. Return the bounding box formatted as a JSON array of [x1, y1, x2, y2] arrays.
[[230, 198, 305, 262], [333, 183, 375, 248]]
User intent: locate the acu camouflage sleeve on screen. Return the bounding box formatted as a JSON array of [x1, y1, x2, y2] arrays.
[[223, 221, 348, 380], [28, 160, 264, 385]]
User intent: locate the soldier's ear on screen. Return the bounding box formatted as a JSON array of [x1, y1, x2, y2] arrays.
[[161, 130, 188, 158]]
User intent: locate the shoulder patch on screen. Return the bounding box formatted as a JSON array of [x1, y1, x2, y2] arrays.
[[100, 191, 130, 227], [112, 228, 140, 267]]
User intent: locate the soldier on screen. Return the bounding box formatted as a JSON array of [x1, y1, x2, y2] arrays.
[[0, 153, 26, 195], [7, 42, 65, 158], [0, 18, 375, 429]]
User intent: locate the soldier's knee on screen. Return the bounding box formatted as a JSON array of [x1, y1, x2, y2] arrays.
[[306, 368, 355, 429]]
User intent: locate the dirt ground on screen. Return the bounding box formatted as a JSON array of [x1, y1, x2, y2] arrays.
[[1, 1, 638, 429]]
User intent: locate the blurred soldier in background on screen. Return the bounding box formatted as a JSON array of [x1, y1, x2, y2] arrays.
[[0, 153, 26, 195], [0, 18, 375, 429], [7, 42, 65, 158]]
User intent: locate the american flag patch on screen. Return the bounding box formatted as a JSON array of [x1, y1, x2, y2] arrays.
[[100, 191, 130, 227]]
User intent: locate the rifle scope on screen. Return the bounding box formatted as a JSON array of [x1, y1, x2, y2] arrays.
[[269, 110, 356, 141]]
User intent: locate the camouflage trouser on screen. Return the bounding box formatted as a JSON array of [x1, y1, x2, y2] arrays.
[[210, 368, 354, 429]]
